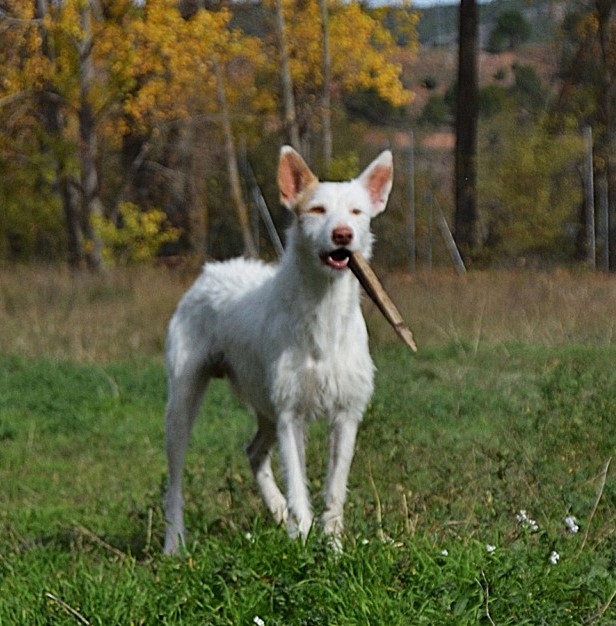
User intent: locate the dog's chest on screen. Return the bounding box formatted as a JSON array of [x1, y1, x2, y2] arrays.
[[271, 339, 373, 420]]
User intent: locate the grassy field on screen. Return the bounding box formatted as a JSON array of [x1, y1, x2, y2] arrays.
[[1, 266, 615, 624]]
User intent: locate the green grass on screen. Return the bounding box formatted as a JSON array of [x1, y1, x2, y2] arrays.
[[1, 343, 615, 624]]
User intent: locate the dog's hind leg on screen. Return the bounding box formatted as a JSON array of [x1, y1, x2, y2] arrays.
[[246, 414, 288, 525], [321, 413, 361, 542], [163, 363, 210, 555], [277, 412, 313, 540]]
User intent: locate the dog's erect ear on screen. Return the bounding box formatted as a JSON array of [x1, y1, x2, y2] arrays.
[[278, 146, 318, 209], [357, 150, 393, 217]]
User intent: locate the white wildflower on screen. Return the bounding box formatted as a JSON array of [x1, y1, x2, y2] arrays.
[[253, 617, 265, 626], [441, 549, 449, 556], [486, 544, 496, 554], [381, 535, 403, 548], [564, 515, 579, 534], [549, 551, 560, 565], [516, 509, 539, 532], [245, 532, 253, 541], [361, 538, 370, 545]]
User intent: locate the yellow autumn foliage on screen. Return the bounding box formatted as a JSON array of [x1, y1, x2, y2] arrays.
[[332, 3, 416, 107], [0, 0, 417, 262], [270, 0, 417, 108], [93, 202, 180, 265]]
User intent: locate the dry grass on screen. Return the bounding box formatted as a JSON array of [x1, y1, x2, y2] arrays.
[[2, 265, 616, 363], [0, 264, 193, 363], [369, 268, 616, 351]]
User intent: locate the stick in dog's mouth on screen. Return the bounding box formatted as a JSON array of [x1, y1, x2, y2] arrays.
[[348, 251, 417, 353]]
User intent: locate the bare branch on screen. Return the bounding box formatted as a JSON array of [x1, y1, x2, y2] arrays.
[[0, 9, 43, 26], [0, 91, 30, 109]]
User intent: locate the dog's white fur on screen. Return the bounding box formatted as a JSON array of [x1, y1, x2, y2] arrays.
[[163, 146, 393, 554]]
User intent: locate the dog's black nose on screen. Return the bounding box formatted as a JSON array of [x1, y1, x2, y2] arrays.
[[332, 225, 353, 246]]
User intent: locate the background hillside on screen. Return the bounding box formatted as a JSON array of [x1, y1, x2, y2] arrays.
[[395, 0, 598, 270]]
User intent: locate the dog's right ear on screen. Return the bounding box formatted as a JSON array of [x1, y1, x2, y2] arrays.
[[278, 146, 318, 209]]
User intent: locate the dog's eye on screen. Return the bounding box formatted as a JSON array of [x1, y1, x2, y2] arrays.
[[308, 206, 326, 215], [350, 208, 362, 216]]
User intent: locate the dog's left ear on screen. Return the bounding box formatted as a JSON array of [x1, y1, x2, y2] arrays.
[[357, 150, 393, 217], [278, 146, 318, 209]]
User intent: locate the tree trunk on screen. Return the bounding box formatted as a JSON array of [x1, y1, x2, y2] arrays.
[[274, 0, 300, 151], [78, 0, 104, 271], [167, 122, 204, 256], [595, 0, 616, 270], [319, 0, 332, 174], [214, 60, 258, 258], [35, 0, 84, 268], [454, 0, 479, 263], [183, 122, 205, 257]]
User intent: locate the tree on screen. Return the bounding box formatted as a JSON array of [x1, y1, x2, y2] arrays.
[[512, 64, 547, 113], [555, 2, 616, 270], [454, 0, 479, 262], [487, 10, 532, 53], [214, 59, 258, 257], [77, 0, 105, 270], [274, 0, 300, 151], [319, 0, 332, 172], [34, 0, 84, 267], [115, 1, 269, 257], [265, 0, 418, 165], [0, 0, 417, 265], [594, 0, 616, 270], [478, 113, 583, 262], [36, 0, 105, 269]]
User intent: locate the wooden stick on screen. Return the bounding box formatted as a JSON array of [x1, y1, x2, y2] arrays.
[[348, 251, 417, 353]]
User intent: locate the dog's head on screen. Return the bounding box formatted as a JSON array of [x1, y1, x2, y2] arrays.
[[278, 146, 393, 274]]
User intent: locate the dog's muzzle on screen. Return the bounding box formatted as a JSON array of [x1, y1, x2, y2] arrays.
[[321, 248, 351, 270]]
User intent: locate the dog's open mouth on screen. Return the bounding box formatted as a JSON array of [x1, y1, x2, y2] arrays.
[[321, 248, 351, 270]]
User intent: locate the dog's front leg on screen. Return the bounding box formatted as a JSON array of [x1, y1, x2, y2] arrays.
[[277, 412, 313, 540], [321, 413, 361, 541], [246, 415, 288, 525]]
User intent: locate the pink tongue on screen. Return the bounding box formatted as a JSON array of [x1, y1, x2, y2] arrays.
[[326, 255, 349, 270]]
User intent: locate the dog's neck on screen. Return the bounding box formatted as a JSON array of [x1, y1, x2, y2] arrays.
[[273, 234, 362, 352], [280, 250, 358, 301]]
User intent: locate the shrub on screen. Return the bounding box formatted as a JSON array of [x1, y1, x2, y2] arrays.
[[93, 202, 180, 265], [478, 113, 584, 262], [327, 151, 360, 181], [419, 94, 451, 126], [513, 64, 547, 112], [478, 84, 510, 118]]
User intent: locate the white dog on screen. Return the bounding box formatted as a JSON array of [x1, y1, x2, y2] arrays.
[[163, 146, 393, 554]]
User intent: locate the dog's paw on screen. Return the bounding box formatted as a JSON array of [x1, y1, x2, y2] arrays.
[[163, 531, 186, 557], [321, 510, 344, 536], [269, 496, 288, 526], [286, 511, 313, 542]]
